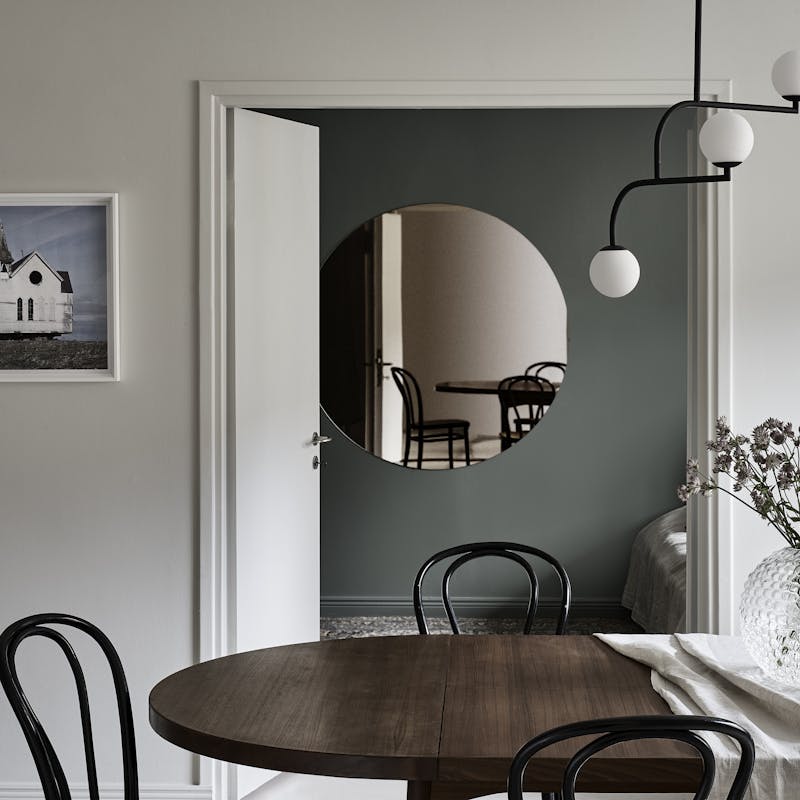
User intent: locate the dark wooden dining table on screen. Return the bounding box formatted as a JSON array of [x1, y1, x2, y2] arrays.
[[149, 634, 699, 800]]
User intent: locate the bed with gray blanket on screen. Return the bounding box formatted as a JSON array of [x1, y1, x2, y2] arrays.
[[621, 506, 687, 633]]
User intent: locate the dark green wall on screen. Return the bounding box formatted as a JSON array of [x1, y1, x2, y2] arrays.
[[265, 108, 692, 614]]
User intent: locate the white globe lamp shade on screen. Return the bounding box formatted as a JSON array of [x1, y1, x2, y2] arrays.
[[699, 111, 754, 168], [589, 246, 640, 298], [772, 50, 800, 100]]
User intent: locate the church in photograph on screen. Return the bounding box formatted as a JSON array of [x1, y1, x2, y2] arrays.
[[0, 223, 73, 337]]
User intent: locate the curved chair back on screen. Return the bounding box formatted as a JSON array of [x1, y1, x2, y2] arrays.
[[498, 375, 556, 448], [391, 366, 424, 429], [507, 715, 754, 800], [0, 613, 139, 800], [413, 542, 571, 635], [524, 361, 566, 381]]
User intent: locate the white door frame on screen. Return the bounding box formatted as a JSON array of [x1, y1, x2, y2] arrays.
[[198, 78, 733, 800]]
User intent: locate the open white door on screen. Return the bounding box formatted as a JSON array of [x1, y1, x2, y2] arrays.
[[376, 213, 404, 462], [229, 108, 320, 798]]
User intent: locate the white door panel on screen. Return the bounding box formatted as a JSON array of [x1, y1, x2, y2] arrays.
[[378, 214, 403, 462], [229, 107, 320, 798]]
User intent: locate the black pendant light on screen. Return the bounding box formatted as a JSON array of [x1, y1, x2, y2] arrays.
[[589, 0, 800, 298]]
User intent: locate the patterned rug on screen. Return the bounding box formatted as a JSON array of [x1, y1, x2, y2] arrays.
[[320, 614, 643, 638]]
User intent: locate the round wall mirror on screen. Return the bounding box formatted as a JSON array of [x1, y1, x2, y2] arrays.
[[321, 204, 567, 469]]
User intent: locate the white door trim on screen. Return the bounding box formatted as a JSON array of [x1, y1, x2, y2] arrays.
[[197, 78, 733, 800], [684, 85, 734, 635]]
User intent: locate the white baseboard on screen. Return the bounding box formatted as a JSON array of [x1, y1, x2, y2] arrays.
[[0, 784, 212, 800]]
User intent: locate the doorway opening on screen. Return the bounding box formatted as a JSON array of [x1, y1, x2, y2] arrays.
[[198, 80, 731, 800]]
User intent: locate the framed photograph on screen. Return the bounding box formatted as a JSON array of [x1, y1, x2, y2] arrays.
[[0, 193, 119, 381]]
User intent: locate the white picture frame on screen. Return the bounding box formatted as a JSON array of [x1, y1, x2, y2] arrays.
[[0, 193, 119, 381]]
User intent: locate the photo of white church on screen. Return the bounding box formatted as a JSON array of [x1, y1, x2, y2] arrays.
[[0, 232, 74, 338]]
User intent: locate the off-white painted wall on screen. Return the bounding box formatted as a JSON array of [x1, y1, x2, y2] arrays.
[[401, 206, 565, 439], [0, 0, 796, 791], [707, 3, 800, 614]]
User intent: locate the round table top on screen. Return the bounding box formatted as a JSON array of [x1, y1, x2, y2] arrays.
[[149, 634, 697, 790], [435, 379, 559, 396]]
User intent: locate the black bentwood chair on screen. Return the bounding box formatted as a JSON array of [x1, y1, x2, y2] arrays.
[[507, 715, 755, 800], [413, 542, 571, 635], [0, 614, 139, 800], [390, 366, 471, 469], [498, 375, 556, 451], [524, 361, 566, 382]]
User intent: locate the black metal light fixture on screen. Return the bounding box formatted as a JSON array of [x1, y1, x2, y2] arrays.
[[589, 0, 800, 298]]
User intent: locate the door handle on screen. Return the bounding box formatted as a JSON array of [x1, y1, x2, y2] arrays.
[[364, 350, 394, 385], [376, 354, 393, 385], [311, 431, 332, 446]]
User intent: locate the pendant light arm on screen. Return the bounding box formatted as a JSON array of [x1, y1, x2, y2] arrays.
[[654, 101, 702, 180], [653, 99, 798, 179], [609, 171, 730, 247], [708, 99, 800, 114]]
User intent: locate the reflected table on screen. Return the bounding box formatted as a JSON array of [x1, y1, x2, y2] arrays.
[[436, 379, 557, 398], [436, 380, 559, 442], [149, 635, 698, 800]]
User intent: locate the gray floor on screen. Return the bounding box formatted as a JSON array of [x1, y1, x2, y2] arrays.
[[320, 613, 643, 638]]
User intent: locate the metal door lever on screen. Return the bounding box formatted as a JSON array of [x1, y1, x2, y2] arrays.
[[311, 431, 332, 446]]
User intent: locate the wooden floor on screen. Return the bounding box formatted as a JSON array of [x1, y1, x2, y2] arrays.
[[398, 435, 501, 469]]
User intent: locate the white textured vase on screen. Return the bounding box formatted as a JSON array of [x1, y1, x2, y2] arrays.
[[740, 546, 800, 684]]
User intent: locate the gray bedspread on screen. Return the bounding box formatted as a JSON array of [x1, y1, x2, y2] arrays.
[[621, 506, 687, 633]]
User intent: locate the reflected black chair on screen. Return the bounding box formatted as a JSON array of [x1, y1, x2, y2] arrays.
[[413, 542, 571, 635], [391, 366, 471, 469], [508, 715, 754, 800], [498, 375, 556, 451], [0, 613, 139, 800], [524, 361, 566, 382]]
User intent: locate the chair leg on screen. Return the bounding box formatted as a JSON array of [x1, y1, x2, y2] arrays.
[[447, 430, 454, 468], [463, 429, 471, 466], [417, 436, 423, 469], [403, 432, 411, 466]]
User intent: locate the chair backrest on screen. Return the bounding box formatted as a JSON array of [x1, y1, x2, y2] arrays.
[[413, 541, 571, 635], [498, 375, 556, 442], [391, 366, 424, 428], [524, 361, 566, 382], [0, 613, 139, 800], [507, 715, 754, 800]]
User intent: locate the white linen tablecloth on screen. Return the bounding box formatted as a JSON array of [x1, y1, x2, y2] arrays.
[[596, 633, 800, 800]]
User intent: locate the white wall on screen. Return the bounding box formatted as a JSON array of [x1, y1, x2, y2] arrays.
[[705, 3, 800, 618], [0, 0, 796, 791]]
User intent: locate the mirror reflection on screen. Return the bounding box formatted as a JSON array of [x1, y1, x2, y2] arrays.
[[321, 204, 567, 468]]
